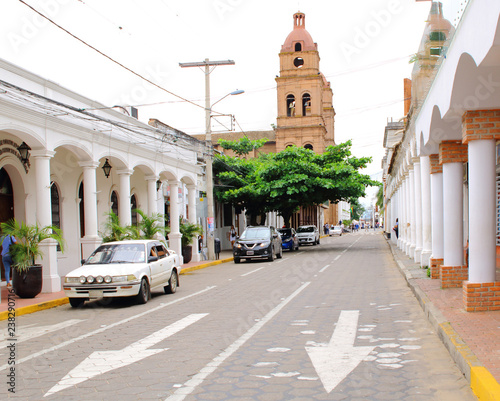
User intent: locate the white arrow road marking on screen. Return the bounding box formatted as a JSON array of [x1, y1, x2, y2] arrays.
[[0, 286, 216, 372], [306, 310, 375, 393], [0, 320, 84, 349], [45, 313, 208, 397]]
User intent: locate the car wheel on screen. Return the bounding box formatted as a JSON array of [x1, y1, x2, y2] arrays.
[[268, 247, 275, 262], [164, 271, 178, 294], [69, 298, 85, 308], [234, 257, 241, 263], [136, 277, 150, 304]]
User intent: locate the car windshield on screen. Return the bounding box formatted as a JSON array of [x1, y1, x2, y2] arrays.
[[85, 244, 146, 264], [297, 226, 314, 233], [333, 226, 341, 230], [278, 229, 292, 237], [240, 228, 271, 240]]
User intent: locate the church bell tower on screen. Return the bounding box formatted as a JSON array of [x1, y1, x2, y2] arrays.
[[276, 12, 335, 152]]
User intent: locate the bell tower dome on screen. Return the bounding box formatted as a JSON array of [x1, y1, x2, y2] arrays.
[[275, 12, 335, 152]]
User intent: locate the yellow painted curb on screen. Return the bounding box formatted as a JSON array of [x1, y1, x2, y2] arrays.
[[471, 367, 500, 401], [0, 297, 69, 321], [180, 257, 234, 274]]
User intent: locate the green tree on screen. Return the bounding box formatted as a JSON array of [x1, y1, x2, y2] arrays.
[[214, 140, 378, 227], [217, 137, 268, 158]]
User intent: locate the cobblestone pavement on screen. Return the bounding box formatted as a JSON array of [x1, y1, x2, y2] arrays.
[[0, 232, 475, 400]]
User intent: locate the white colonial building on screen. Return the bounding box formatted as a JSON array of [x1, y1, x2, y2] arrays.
[[0, 58, 207, 293], [383, 0, 500, 312]]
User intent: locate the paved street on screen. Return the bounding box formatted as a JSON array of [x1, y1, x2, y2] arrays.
[[1, 231, 475, 400]]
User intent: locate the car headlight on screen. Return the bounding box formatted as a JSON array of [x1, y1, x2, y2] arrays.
[[235, 243, 242, 249], [104, 275, 112, 283], [79, 276, 87, 284], [86, 275, 95, 284], [112, 274, 137, 283], [65, 277, 80, 284], [96, 276, 104, 284], [259, 241, 270, 248]]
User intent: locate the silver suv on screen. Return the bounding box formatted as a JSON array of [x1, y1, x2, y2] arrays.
[[296, 225, 320, 245]]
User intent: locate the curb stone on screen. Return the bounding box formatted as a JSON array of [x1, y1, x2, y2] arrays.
[[386, 238, 500, 400]]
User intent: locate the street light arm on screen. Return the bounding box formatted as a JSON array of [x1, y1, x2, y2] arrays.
[[210, 89, 245, 109]]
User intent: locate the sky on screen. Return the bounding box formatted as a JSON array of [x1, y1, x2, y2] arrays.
[[0, 0, 461, 203]]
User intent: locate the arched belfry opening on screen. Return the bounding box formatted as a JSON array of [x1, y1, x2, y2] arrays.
[[302, 93, 311, 116], [287, 94, 296, 117], [295, 43, 302, 52], [294, 12, 305, 28]]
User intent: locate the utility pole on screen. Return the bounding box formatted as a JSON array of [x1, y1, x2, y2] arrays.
[[179, 58, 235, 260]]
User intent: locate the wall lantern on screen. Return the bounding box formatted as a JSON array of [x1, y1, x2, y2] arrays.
[[156, 180, 162, 191], [102, 158, 112, 178], [17, 141, 31, 164]]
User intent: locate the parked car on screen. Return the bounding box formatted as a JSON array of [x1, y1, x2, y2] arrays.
[[329, 226, 343, 236], [233, 226, 282, 263], [63, 240, 180, 307], [296, 225, 320, 245], [278, 227, 299, 251]]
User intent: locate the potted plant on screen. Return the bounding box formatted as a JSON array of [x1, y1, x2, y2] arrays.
[[1, 219, 64, 298], [179, 219, 203, 263]]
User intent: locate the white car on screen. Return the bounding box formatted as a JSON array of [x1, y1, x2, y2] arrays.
[[329, 226, 342, 236], [63, 240, 181, 307], [296, 225, 320, 245]]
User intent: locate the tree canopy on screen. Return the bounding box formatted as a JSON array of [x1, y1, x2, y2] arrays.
[[213, 139, 378, 227]]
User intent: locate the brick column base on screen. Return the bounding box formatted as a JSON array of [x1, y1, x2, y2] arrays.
[[430, 258, 443, 279], [463, 281, 500, 312], [440, 265, 468, 288]]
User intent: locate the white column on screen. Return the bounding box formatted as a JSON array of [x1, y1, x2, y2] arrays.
[[414, 160, 423, 262], [118, 169, 133, 227], [187, 184, 200, 261], [400, 179, 407, 250], [168, 180, 182, 261], [468, 139, 496, 283], [408, 166, 416, 258], [146, 175, 159, 216], [32, 150, 60, 293], [430, 171, 444, 260], [79, 161, 101, 260], [420, 156, 432, 267], [443, 162, 463, 266]]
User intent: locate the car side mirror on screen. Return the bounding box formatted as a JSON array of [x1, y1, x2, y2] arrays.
[[81, 258, 86, 265], [148, 255, 158, 263], [273, 233, 278, 238]]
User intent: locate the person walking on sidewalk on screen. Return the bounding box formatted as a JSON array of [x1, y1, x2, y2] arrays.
[[1, 234, 16, 287]]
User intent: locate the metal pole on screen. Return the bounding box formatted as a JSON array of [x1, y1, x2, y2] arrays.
[[204, 60, 215, 260], [179, 58, 235, 261]]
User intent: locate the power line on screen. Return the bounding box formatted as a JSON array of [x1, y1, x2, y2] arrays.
[[17, 0, 206, 113]]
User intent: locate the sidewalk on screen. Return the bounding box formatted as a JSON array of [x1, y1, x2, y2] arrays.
[[0, 250, 234, 319], [387, 239, 500, 401]]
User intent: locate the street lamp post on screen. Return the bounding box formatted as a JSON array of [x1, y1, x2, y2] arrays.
[[179, 58, 239, 260]]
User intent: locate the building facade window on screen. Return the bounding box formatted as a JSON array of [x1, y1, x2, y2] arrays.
[[111, 190, 118, 216], [131, 194, 137, 226], [295, 43, 302, 51], [304, 144, 313, 150], [78, 182, 85, 238], [51, 183, 61, 251]]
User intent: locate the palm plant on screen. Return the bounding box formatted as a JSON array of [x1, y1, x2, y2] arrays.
[[132, 209, 168, 239], [101, 212, 129, 243], [179, 219, 203, 247], [0, 219, 65, 272]]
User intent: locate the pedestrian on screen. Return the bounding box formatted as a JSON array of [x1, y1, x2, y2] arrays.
[[1, 233, 16, 287], [324, 222, 329, 235], [229, 225, 237, 248], [393, 218, 399, 239]]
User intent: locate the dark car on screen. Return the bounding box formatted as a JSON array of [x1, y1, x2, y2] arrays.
[[278, 228, 299, 251], [233, 226, 282, 263]]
